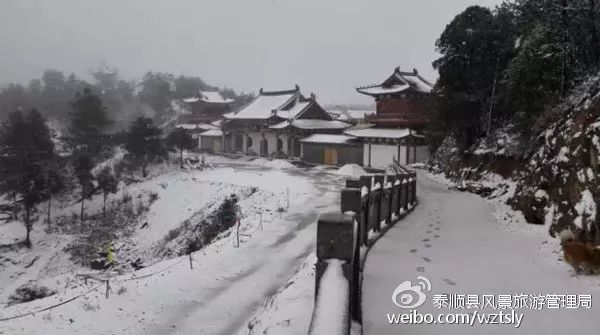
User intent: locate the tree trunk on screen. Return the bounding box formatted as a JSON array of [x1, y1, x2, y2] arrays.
[[25, 206, 31, 248], [12, 192, 18, 221], [81, 190, 85, 224], [561, 0, 569, 96], [590, 0, 600, 64], [103, 192, 107, 218], [47, 193, 51, 230], [180, 146, 184, 169], [142, 162, 147, 178]]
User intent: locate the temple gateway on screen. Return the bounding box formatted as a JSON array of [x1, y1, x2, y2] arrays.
[[348, 67, 434, 168]]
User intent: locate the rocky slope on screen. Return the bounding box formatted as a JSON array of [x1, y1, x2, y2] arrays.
[[511, 72, 600, 242], [432, 71, 600, 243]]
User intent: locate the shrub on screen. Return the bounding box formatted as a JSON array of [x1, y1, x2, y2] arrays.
[[148, 191, 159, 204], [7, 284, 57, 306]]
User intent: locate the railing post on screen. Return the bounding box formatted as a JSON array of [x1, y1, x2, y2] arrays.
[[371, 187, 381, 233], [314, 212, 357, 334], [360, 188, 369, 246], [341, 186, 362, 247], [386, 175, 395, 223], [392, 176, 401, 217], [401, 175, 409, 212], [411, 173, 417, 205]]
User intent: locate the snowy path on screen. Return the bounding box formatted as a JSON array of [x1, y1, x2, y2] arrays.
[[1, 166, 343, 335], [362, 172, 600, 334]]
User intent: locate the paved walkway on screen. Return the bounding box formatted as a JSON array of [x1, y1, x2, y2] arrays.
[[362, 172, 600, 334]]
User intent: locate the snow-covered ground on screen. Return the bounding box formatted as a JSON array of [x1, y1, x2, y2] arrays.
[[0, 156, 346, 335], [362, 171, 600, 334]]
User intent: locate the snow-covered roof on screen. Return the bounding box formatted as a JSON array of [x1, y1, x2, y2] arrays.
[[356, 68, 433, 96], [200, 91, 234, 104], [357, 84, 410, 96], [175, 123, 218, 131], [175, 123, 199, 130], [345, 127, 411, 139], [182, 90, 234, 104], [270, 119, 351, 130], [276, 100, 311, 119], [300, 134, 356, 144], [225, 89, 299, 120], [199, 129, 223, 137]]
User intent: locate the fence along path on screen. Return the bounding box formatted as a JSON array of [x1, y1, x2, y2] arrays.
[[309, 167, 418, 335]]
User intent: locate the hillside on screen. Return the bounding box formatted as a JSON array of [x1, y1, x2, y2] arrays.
[[430, 71, 600, 245], [0, 154, 345, 334]]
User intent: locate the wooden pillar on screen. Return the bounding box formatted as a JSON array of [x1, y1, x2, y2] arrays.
[[368, 141, 372, 168], [413, 145, 417, 164]]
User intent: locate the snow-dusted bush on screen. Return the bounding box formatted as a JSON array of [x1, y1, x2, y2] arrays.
[[62, 190, 155, 267], [7, 283, 56, 306], [158, 193, 241, 256]]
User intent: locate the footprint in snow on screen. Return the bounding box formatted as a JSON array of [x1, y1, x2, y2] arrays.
[[417, 266, 426, 273], [434, 235, 440, 239], [409, 248, 418, 254], [425, 244, 432, 248], [422, 238, 430, 242], [443, 278, 457, 286], [422, 257, 431, 262]]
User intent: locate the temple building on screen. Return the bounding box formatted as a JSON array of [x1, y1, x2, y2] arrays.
[[218, 86, 351, 158], [180, 90, 234, 125], [348, 67, 435, 168]]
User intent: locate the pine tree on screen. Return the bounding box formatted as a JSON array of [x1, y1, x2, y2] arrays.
[[72, 152, 94, 223], [69, 88, 112, 158], [96, 166, 118, 217], [0, 109, 55, 247], [125, 117, 167, 177], [43, 160, 64, 229], [166, 128, 196, 168], [432, 5, 517, 149]]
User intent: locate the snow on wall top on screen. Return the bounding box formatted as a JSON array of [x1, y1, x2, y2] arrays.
[[199, 129, 223, 137], [345, 127, 411, 139], [300, 134, 356, 144], [225, 90, 299, 120], [270, 119, 351, 130], [308, 259, 349, 335]]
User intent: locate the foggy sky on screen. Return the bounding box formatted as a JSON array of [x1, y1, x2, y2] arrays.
[[0, 0, 502, 105]]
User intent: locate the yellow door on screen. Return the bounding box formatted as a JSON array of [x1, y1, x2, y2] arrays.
[[324, 148, 338, 165]]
